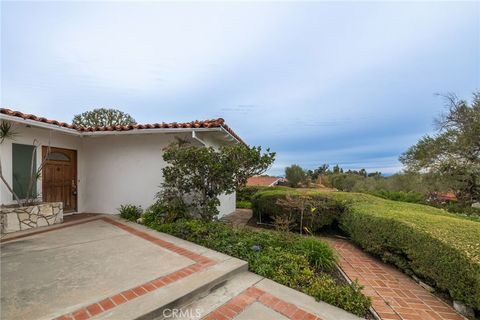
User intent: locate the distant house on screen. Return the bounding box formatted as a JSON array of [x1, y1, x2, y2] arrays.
[[247, 176, 284, 187]]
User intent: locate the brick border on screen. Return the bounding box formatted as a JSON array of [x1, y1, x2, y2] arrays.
[[203, 287, 323, 320], [8, 217, 217, 320]]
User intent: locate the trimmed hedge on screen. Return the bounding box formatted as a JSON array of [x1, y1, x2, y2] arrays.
[[252, 189, 344, 231], [236, 200, 252, 209], [236, 186, 290, 202], [252, 189, 480, 309], [144, 218, 371, 316]]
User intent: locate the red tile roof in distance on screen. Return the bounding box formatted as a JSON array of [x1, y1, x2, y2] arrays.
[[0, 108, 244, 144], [247, 176, 281, 187]]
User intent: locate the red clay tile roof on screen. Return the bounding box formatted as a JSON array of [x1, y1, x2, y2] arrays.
[[0, 108, 244, 144], [247, 176, 282, 187]]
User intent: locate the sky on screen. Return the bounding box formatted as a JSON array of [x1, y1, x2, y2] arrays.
[[1, 1, 479, 176]]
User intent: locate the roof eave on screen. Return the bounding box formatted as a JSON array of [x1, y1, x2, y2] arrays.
[[0, 113, 81, 136], [0, 113, 243, 143]]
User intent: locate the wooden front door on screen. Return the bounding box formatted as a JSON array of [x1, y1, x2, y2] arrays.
[[42, 147, 77, 212]]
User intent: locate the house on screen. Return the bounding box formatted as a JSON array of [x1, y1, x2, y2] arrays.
[[0, 108, 244, 217], [247, 176, 284, 187]]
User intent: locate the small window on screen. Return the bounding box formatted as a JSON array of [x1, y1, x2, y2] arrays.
[[46, 152, 70, 161], [12, 144, 37, 200]]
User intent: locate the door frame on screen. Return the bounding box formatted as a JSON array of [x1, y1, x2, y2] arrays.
[[41, 146, 78, 213]]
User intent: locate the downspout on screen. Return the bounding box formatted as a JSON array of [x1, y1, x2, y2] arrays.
[[192, 130, 207, 146]]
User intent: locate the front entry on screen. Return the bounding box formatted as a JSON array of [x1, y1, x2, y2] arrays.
[[42, 147, 77, 212]]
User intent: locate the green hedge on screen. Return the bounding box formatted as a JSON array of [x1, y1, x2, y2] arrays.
[[251, 189, 344, 231], [252, 188, 480, 309], [145, 218, 371, 316], [236, 200, 252, 209], [236, 186, 290, 202]]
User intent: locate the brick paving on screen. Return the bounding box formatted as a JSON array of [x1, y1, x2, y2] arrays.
[[50, 217, 216, 320], [325, 237, 464, 320], [202, 287, 323, 320]]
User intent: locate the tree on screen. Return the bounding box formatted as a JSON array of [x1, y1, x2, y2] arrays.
[[400, 92, 480, 204], [159, 142, 275, 220], [72, 108, 136, 127], [285, 164, 306, 187]]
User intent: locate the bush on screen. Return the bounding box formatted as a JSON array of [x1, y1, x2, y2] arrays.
[[236, 185, 291, 202], [118, 204, 143, 222], [307, 277, 369, 315], [252, 189, 345, 232], [236, 200, 252, 209], [252, 188, 480, 309], [333, 192, 480, 309], [236, 186, 270, 201], [368, 190, 425, 204], [145, 218, 371, 316], [294, 237, 336, 271]]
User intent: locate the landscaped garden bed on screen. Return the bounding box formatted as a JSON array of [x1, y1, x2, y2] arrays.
[[252, 188, 480, 312], [141, 215, 372, 317]]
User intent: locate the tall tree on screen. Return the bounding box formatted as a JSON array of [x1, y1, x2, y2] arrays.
[[400, 92, 480, 204], [285, 164, 306, 187], [72, 108, 136, 127]]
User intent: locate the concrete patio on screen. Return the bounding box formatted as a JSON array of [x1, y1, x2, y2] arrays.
[[1, 215, 360, 320]]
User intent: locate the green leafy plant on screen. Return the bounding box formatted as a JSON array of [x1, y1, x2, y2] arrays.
[[118, 204, 143, 222], [294, 237, 336, 271], [144, 218, 371, 316], [236, 200, 252, 209], [285, 164, 307, 187], [159, 142, 275, 220], [252, 189, 344, 232], [253, 187, 480, 309]]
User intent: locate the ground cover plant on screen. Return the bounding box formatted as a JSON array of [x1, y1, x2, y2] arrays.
[[143, 217, 371, 316], [252, 188, 480, 310], [118, 204, 143, 222]]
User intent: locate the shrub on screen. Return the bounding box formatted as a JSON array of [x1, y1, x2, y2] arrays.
[[236, 200, 252, 209], [118, 204, 143, 222], [307, 277, 369, 315], [236, 186, 269, 202], [252, 189, 344, 231], [368, 190, 425, 204], [146, 219, 371, 316], [254, 188, 480, 309], [333, 192, 480, 309], [294, 237, 336, 271]]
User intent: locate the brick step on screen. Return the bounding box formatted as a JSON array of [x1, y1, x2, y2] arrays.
[[172, 271, 362, 320], [92, 256, 248, 320]]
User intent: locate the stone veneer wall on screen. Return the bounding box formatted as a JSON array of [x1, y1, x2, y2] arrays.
[[0, 202, 63, 234]]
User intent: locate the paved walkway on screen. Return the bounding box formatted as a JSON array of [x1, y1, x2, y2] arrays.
[[221, 209, 253, 227], [325, 238, 464, 320]]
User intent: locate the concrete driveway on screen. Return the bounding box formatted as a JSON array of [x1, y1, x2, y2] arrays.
[[0, 215, 242, 320], [1, 215, 361, 320]]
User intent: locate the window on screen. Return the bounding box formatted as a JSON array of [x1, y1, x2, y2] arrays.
[[12, 144, 36, 200], [46, 152, 69, 161]]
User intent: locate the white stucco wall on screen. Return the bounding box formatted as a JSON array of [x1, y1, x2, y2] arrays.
[[0, 121, 236, 218], [81, 133, 177, 214]]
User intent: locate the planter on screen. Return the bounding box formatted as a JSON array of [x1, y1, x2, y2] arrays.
[[0, 202, 63, 234]]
